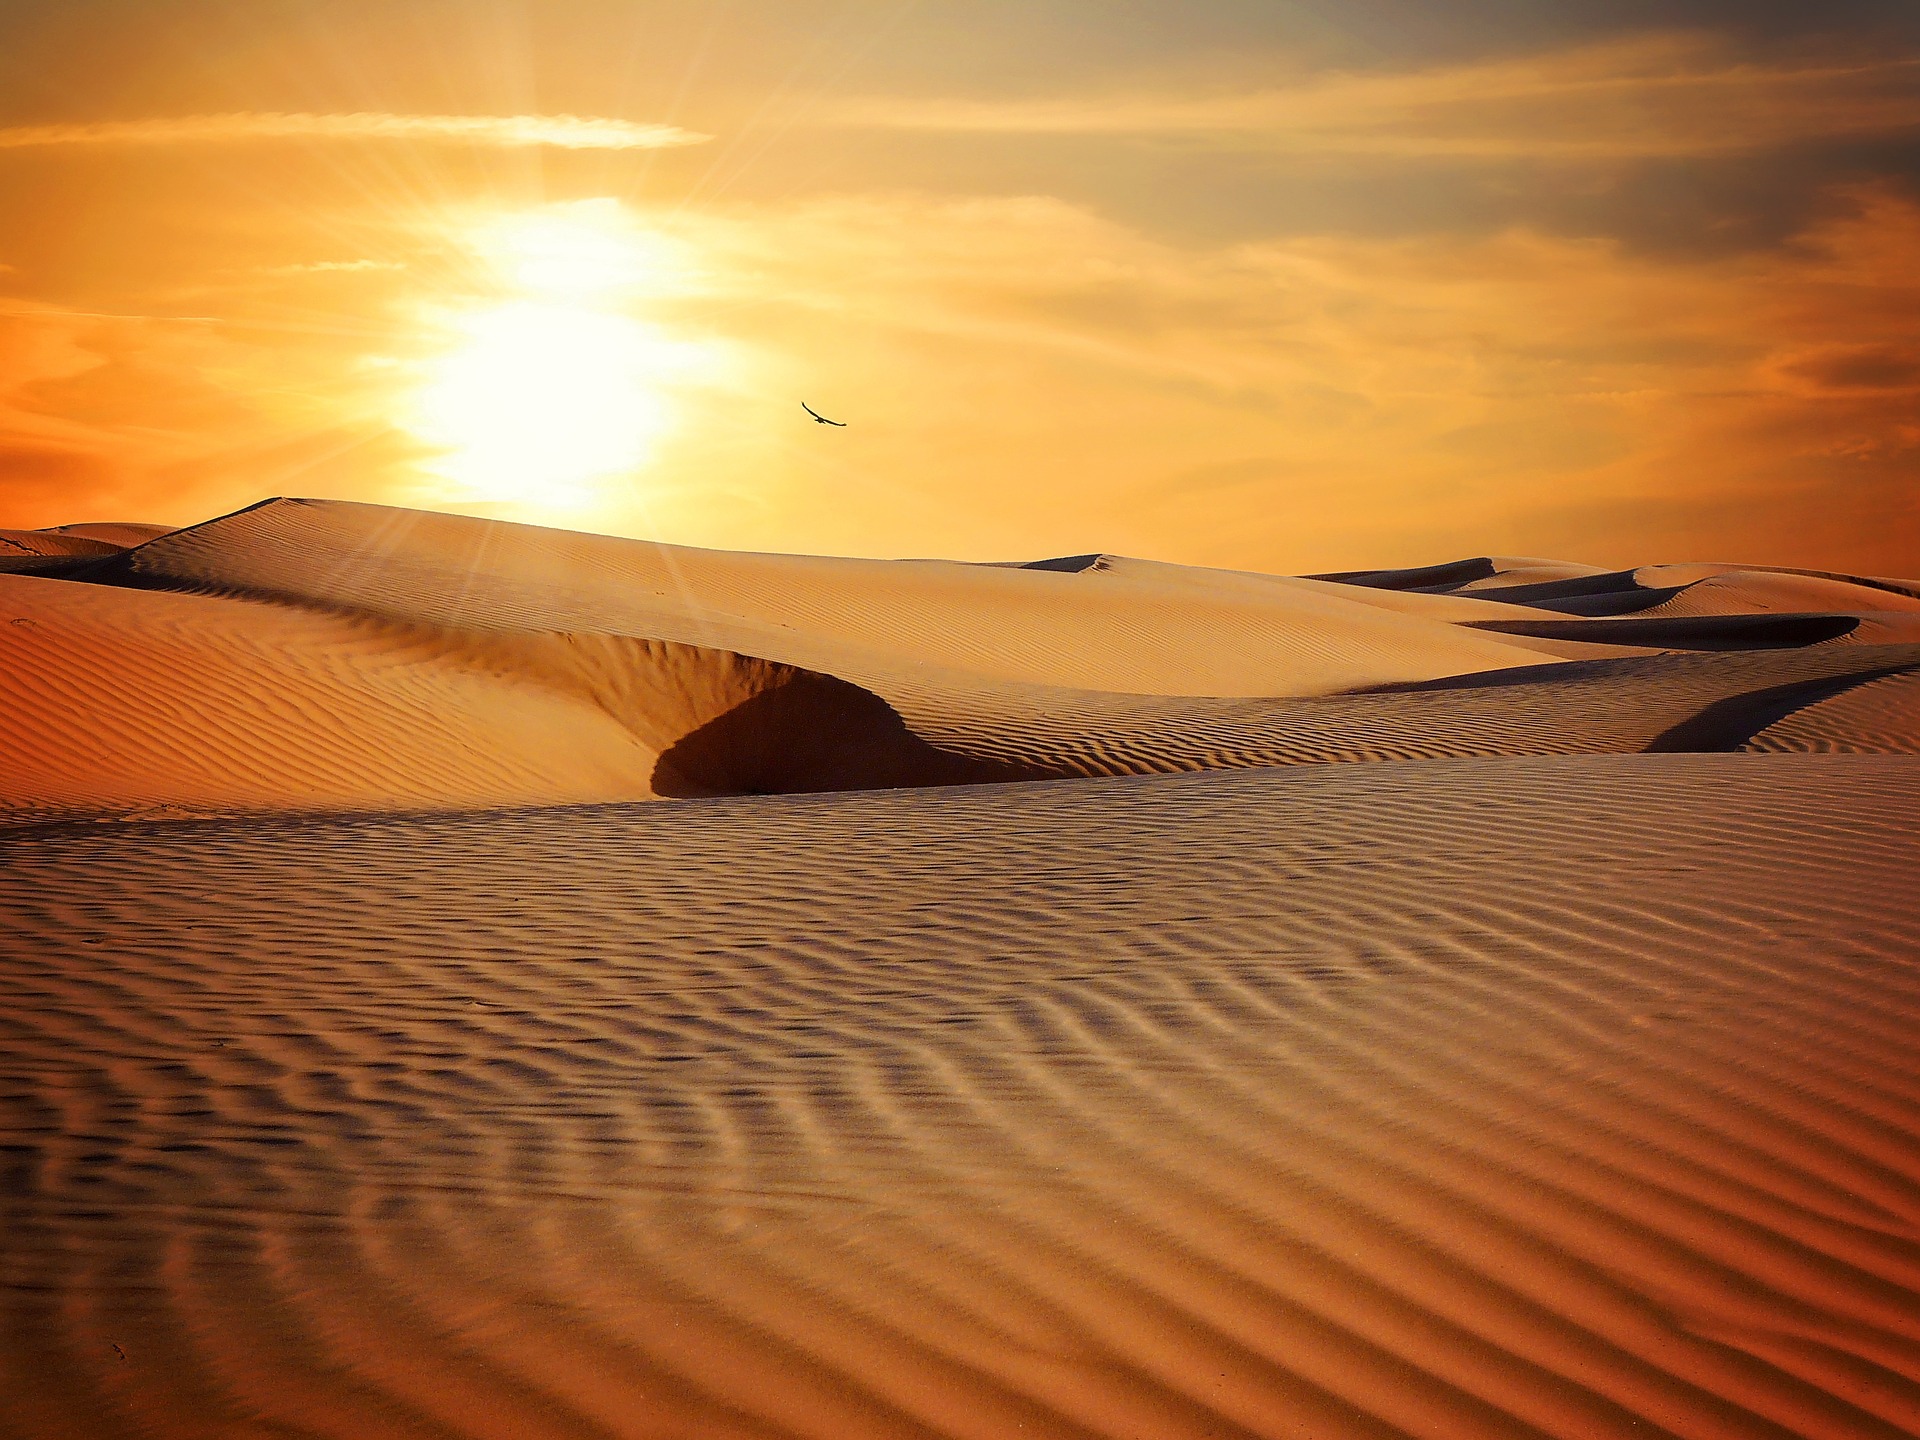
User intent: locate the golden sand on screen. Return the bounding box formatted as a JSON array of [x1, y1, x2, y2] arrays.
[[1, 500, 1915, 1437]]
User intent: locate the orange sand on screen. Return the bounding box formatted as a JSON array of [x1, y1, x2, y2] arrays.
[[0, 499, 1915, 1438]]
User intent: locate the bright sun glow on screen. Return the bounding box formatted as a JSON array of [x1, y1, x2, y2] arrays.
[[404, 200, 712, 510]]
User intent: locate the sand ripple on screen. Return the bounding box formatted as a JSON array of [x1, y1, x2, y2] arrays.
[[3, 756, 1918, 1438], [5, 502, 1918, 1435], [4, 498, 1917, 818]]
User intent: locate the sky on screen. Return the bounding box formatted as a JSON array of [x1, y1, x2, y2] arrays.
[[0, 0, 1916, 573]]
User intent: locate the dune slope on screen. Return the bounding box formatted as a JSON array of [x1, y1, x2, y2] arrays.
[[0, 571, 1018, 816], [108, 498, 1594, 696], [1, 498, 1915, 817]]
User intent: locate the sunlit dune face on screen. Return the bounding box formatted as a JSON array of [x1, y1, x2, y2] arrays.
[[402, 201, 717, 512]]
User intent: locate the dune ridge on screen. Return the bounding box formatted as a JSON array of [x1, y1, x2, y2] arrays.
[[1744, 670, 1920, 755], [0, 522, 169, 559], [0, 496, 1914, 818], [100, 498, 1612, 695], [0, 570, 1019, 816]]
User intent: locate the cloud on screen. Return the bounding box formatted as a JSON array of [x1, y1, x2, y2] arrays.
[[635, 183, 1920, 571], [4, 176, 1917, 573], [834, 34, 1920, 159], [1779, 342, 1920, 391], [251, 259, 409, 277], [0, 291, 414, 529], [0, 112, 710, 152]]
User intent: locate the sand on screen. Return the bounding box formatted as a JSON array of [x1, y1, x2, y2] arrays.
[[1, 498, 1916, 1438]]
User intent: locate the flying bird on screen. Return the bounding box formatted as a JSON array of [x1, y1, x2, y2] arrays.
[[802, 401, 846, 427]]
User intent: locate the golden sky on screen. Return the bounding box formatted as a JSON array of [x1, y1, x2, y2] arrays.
[[1, 0, 1917, 573]]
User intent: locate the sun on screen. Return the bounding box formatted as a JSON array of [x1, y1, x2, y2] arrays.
[[410, 301, 684, 508], [402, 201, 712, 511]]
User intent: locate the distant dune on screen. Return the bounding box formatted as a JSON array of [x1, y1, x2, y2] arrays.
[[1, 500, 1916, 1438], [1, 497, 1915, 818]]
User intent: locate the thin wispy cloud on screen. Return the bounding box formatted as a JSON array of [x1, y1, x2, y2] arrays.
[[628, 184, 1920, 568], [251, 259, 408, 276], [837, 36, 1920, 159], [0, 112, 711, 152]]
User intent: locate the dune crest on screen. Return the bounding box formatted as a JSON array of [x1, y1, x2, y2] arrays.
[[0, 497, 1912, 817], [109, 497, 1592, 695], [0, 497, 1913, 818], [0, 570, 1033, 815]]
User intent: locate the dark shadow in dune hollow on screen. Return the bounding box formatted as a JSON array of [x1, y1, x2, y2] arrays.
[[1647, 660, 1920, 753], [1466, 612, 1861, 650], [1310, 556, 1500, 591], [651, 673, 1031, 797]]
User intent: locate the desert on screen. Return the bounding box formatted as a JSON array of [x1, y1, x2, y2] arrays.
[[7, 0, 1920, 1432], [2, 498, 1917, 1437]]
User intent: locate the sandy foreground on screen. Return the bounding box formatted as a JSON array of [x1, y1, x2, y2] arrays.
[[1, 500, 1917, 1438]]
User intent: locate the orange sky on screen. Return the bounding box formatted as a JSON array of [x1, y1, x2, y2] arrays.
[[0, 1, 1916, 573]]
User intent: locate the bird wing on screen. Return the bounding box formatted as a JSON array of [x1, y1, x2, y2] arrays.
[[802, 401, 846, 425]]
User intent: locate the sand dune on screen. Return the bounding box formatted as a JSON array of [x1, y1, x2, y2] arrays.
[[1744, 670, 1920, 755], [0, 522, 169, 557], [2, 757, 1917, 1439], [36, 521, 173, 547], [0, 570, 1012, 816], [0, 528, 120, 558], [1312, 554, 1612, 592], [104, 498, 1597, 696], [0, 524, 172, 577], [886, 644, 1920, 778], [0, 497, 1913, 815], [2, 498, 1917, 1438], [1325, 558, 1920, 623]]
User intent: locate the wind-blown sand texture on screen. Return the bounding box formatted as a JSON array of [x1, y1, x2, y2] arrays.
[[1, 499, 1916, 1438]]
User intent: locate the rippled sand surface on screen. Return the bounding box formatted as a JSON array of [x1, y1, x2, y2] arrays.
[[3, 501, 1918, 1437], [4, 756, 1918, 1439]]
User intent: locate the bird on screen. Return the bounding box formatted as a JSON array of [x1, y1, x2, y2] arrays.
[[802, 401, 846, 427]]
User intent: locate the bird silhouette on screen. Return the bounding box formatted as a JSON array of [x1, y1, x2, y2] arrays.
[[802, 402, 846, 426]]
